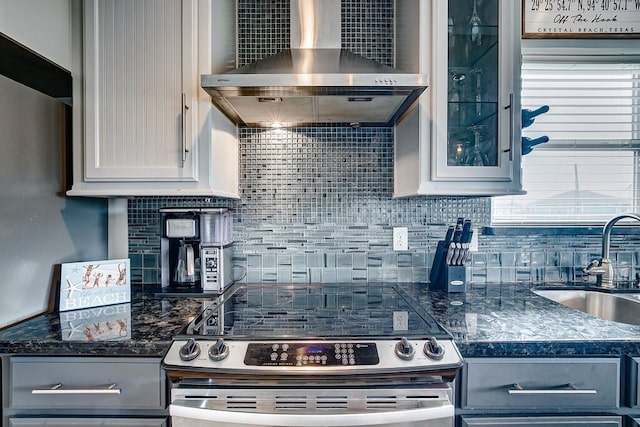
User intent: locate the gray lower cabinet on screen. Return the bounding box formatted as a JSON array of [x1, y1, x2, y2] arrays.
[[628, 357, 640, 426], [8, 419, 166, 427], [459, 357, 621, 424], [461, 416, 622, 426], [462, 357, 620, 409], [1, 356, 167, 427], [629, 357, 640, 407]]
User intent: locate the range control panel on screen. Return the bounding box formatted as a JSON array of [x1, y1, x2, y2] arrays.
[[244, 342, 379, 367], [162, 338, 464, 375]]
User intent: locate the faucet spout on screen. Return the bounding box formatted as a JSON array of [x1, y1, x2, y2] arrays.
[[602, 213, 640, 260], [587, 213, 640, 288]]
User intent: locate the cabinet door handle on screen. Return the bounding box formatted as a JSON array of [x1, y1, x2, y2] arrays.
[[31, 383, 122, 395], [181, 92, 190, 166], [503, 93, 514, 161], [508, 383, 597, 395]]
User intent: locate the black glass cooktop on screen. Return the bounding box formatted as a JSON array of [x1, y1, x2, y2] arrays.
[[181, 283, 450, 340]]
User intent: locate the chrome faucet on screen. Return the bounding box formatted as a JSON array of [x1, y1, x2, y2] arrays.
[[583, 213, 640, 288]]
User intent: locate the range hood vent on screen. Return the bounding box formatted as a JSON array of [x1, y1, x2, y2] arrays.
[[201, 0, 427, 128]]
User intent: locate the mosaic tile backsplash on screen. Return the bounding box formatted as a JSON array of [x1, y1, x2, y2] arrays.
[[127, 126, 640, 287], [128, 126, 494, 285], [236, 0, 395, 67], [126, 0, 640, 286]]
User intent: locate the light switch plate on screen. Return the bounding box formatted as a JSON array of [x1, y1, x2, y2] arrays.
[[393, 227, 408, 251]]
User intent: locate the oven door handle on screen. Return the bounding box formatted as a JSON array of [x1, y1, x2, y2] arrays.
[[170, 403, 454, 426]]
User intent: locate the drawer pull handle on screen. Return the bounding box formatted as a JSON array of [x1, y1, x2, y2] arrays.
[[508, 383, 597, 395], [32, 383, 121, 395]]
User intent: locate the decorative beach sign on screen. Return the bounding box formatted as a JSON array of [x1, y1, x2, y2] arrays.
[[59, 259, 131, 312]]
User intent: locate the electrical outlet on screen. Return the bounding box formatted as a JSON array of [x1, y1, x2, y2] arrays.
[[393, 227, 408, 251], [393, 311, 409, 331]]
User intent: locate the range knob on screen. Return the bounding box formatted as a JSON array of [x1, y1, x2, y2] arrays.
[[179, 338, 201, 361], [394, 337, 415, 360], [208, 338, 229, 361], [423, 337, 445, 360]]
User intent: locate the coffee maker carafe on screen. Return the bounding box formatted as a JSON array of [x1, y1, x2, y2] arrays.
[[160, 207, 233, 292], [174, 241, 196, 284]]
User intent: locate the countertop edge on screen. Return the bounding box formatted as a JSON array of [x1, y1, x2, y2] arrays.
[[2, 283, 640, 359]]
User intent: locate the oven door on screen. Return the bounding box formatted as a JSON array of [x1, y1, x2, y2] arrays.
[[169, 386, 454, 427]]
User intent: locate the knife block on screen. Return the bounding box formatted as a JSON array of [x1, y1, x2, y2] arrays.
[[436, 265, 467, 293]]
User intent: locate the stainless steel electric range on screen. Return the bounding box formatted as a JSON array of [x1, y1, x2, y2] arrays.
[[162, 283, 463, 427]]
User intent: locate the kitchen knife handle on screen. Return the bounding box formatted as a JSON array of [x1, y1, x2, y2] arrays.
[[452, 227, 462, 243], [444, 225, 454, 244], [452, 243, 460, 266], [429, 240, 446, 285], [181, 92, 190, 166], [456, 243, 470, 266], [461, 220, 472, 243], [445, 242, 456, 265]]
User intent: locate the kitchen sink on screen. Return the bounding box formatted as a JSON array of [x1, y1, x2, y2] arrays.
[[532, 289, 640, 326]]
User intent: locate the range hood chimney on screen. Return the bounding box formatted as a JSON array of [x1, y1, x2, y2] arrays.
[[201, 0, 427, 128]]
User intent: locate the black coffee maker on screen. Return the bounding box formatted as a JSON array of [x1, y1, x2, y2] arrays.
[[160, 207, 233, 292]]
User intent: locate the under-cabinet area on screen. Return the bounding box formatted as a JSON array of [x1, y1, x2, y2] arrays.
[[1, 356, 168, 427]]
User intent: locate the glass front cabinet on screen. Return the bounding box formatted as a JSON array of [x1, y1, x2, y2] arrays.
[[394, 0, 523, 197]]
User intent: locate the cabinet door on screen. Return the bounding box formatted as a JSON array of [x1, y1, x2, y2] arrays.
[[434, 0, 521, 184], [629, 357, 640, 407], [394, 0, 522, 197], [8, 357, 165, 410], [9, 418, 167, 427], [461, 358, 620, 410], [461, 416, 622, 426], [83, 0, 197, 182]]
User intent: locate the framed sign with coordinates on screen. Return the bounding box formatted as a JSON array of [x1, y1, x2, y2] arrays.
[[522, 0, 640, 38]]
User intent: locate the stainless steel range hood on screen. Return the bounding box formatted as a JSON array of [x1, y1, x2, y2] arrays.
[[201, 0, 427, 128]]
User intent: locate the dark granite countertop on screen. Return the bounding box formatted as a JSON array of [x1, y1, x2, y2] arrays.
[[1, 283, 640, 358], [420, 282, 640, 357], [0, 287, 203, 357]]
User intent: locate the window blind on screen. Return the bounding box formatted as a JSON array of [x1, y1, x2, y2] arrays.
[[492, 62, 640, 225]]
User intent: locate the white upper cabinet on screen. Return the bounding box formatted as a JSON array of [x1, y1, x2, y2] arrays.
[[394, 0, 523, 197], [68, 0, 239, 197]]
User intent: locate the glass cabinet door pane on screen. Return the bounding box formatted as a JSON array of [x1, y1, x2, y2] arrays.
[[447, 0, 499, 167]]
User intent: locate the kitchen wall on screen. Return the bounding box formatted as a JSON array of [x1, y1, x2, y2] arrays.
[[0, 75, 108, 328], [127, 0, 640, 287], [0, 0, 72, 71]]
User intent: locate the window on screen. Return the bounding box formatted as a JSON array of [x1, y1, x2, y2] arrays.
[[492, 60, 640, 225]]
